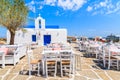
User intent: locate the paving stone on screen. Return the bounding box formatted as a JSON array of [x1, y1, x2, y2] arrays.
[[10, 66, 22, 73], [106, 70, 120, 80], [75, 76, 87, 80], [1, 43, 120, 80], [0, 69, 8, 75], [0, 77, 2, 80], [59, 78, 69, 80], [81, 64, 92, 69], [4, 66, 13, 69], [22, 65, 29, 70], [96, 72, 110, 80], [93, 69, 103, 73], [13, 75, 29, 80], [48, 77, 59, 80], [29, 76, 46, 80], [78, 70, 99, 79], [3, 73, 17, 80], [84, 59, 95, 64]]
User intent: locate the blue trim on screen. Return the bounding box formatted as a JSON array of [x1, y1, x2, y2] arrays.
[[44, 35, 51, 45], [32, 35, 36, 42], [46, 25, 59, 29]]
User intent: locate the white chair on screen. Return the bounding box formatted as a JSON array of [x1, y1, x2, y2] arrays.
[[108, 51, 120, 70], [102, 45, 119, 70], [30, 42, 38, 49], [60, 50, 73, 77], [27, 50, 41, 76], [43, 51, 58, 78]]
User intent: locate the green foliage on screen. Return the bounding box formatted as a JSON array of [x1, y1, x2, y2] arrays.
[[0, 0, 28, 44], [0, 0, 28, 31]]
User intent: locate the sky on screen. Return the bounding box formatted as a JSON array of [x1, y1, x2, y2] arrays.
[[0, 0, 120, 38]]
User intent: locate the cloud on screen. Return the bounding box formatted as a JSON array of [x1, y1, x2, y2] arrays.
[[26, 0, 120, 15], [38, 6, 43, 10], [26, 1, 36, 13], [45, 0, 56, 6], [44, 0, 86, 11], [55, 11, 60, 16], [87, 6, 93, 12], [26, 0, 87, 13], [106, 1, 120, 14], [87, 0, 120, 15], [26, 0, 44, 13], [99, 0, 107, 7], [55, 10, 65, 16]]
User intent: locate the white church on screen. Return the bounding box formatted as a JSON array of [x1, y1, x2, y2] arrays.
[[7, 15, 67, 46]]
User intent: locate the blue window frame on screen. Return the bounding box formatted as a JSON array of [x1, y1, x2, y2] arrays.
[[44, 35, 51, 45], [32, 35, 36, 42]]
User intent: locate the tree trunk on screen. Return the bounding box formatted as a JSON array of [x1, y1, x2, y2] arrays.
[[9, 31, 15, 45]]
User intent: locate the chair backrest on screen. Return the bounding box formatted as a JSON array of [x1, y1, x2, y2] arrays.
[[60, 50, 73, 61], [61, 46, 71, 50], [27, 43, 31, 51], [44, 51, 58, 61], [102, 46, 109, 57], [102, 44, 117, 57], [44, 47, 52, 51], [27, 50, 34, 63]]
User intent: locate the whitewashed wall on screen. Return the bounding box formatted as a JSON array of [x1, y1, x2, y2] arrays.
[[40, 29, 67, 45], [7, 29, 36, 44], [15, 29, 35, 44], [7, 28, 67, 46]]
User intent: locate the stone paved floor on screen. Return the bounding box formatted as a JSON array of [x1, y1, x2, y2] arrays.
[[0, 43, 120, 80]]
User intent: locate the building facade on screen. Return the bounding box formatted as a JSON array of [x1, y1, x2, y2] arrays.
[[7, 15, 67, 46]]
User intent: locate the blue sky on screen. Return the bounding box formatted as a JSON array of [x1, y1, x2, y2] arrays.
[[0, 0, 120, 38]]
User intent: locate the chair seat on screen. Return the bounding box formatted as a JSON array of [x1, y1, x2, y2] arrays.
[[44, 52, 58, 78], [105, 56, 118, 59], [30, 59, 41, 64], [62, 60, 70, 65], [47, 61, 56, 65]]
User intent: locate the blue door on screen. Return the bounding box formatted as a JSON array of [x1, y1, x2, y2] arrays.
[[44, 35, 51, 45], [32, 35, 36, 42]]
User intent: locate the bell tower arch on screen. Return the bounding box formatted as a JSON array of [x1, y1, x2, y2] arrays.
[[35, 14, 45, 30]]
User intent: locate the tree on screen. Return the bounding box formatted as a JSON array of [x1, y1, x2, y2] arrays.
[[0, 0, 28, 44]]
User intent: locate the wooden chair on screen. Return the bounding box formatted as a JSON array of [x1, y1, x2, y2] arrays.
[[60, 50, 73, 77], [43, 51, 58, 78], [27, 50, 41, 76]]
